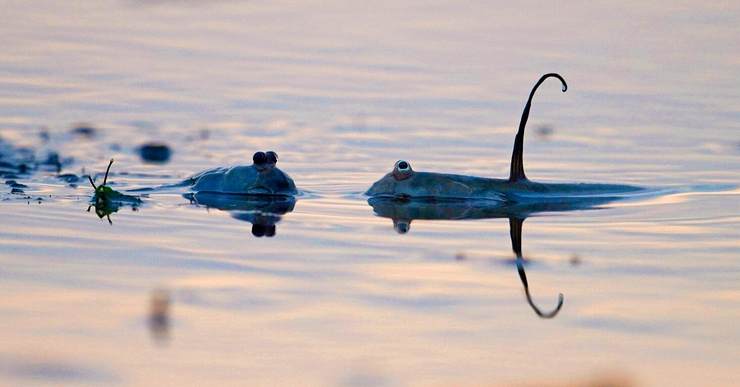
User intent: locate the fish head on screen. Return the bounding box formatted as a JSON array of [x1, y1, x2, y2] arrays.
[[366, 160, 477, 199], [247, 151, 296, 195]]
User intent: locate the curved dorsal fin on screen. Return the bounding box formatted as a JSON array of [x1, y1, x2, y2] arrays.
[[509, 73, 567, 182]]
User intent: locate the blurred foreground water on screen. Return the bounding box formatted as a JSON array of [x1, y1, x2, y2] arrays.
[[0, 1, 739, 386]]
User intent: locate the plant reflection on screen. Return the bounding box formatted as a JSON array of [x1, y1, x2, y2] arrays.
[[184, 192, 295, 237], [86, 199, 141, 225], [86, 159, 142, 225], [367, 197, 595, 319], [149, 288, 171, 344]]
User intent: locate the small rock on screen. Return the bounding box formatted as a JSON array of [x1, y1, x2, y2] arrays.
[[138, 143, 172, 163], [71, 125, 97, 138], [57, 173, 80, 183]]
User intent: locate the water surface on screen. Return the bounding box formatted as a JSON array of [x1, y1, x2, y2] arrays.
[[1, 1, 739, 386]]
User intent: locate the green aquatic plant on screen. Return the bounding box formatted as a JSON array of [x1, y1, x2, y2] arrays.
[[87, 159, 142, 224]]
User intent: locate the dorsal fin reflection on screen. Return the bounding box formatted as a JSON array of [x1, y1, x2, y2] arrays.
[[510, 217, 564, 318], [368, 197, 577, 318]]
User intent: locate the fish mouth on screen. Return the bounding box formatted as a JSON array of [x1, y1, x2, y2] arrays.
[[246, 185, 273, 195]]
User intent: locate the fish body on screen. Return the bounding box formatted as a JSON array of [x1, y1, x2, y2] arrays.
[[366, 171, 642, 202], [187, 164, 297, 196], [366, 73, 642, 204], [133, 151, 298, 197]]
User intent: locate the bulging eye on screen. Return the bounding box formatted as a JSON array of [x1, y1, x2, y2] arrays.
[[392, 160, 413, 181], [253, 151, 267, 164], [395, 160, 410, 171], [266, 151, 278, 164]]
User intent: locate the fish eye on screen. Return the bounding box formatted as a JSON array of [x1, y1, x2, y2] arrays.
[[253, 151, 267, 164], [392, 160, 413, 181], [266, 151, 278, 164], [395, 160, 410, 171]]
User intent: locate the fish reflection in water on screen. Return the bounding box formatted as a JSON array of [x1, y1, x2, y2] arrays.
[[369, 196, 621, 235], [366, 197, 617, 318], [184, 192, 295, 237]]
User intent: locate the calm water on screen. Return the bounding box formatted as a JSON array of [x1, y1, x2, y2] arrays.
[[1, 1, 739, 386]]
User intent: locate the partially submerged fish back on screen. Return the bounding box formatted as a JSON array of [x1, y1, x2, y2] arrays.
[[191, 165, 297, 196], [366, 171, 508, 201], [503, 180, 645, 202]]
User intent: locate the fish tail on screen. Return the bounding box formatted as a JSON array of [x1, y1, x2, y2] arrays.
[[509, 73, 567, 182]]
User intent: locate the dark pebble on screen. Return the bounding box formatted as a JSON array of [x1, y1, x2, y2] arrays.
[[57, 173, 80, 183], [138, 143, 172, 163], [71, 126, 97, 137]]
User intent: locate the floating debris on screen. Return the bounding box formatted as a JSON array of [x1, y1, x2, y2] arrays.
[[138, 143, 172, 163]]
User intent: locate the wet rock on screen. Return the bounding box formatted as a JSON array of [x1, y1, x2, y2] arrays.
[[11, 187, 25, 194], [57, 173, 80, 183], [138, 143, 172, 163], [5, 180, 28, 189]]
